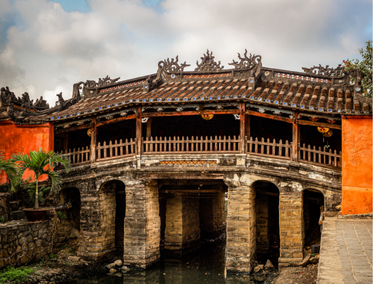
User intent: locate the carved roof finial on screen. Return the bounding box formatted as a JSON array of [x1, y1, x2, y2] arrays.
[[158, 56, 190, 73], [195, 50, 224, 71], [302, 64, 346, 76], [229, 49, 262, 70]]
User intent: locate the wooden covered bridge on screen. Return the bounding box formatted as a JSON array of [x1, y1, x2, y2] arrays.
[[1, 50, 371, 272]]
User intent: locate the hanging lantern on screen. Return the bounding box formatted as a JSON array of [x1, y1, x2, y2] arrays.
[[201, 110, 214, 120], [87, 128, 93, 137], [322, 129, 333, 138], [317, 127, 329, 133]]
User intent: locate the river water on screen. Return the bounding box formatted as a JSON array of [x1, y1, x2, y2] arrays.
[[66, 240, 277, 284]]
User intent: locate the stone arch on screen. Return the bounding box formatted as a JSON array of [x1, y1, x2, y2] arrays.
[[302, 188, 324, 247], [252, 180, 280, 266], [99, 180, 126, 253]]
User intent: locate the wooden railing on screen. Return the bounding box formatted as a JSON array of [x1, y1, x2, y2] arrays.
[[143, 136, 240, 154], [299, 144, 342, 167], [57, 146, 90, 165], [247, 137, 292, 159], [59, 136, 341, 168], [96, 138, 137, 161]]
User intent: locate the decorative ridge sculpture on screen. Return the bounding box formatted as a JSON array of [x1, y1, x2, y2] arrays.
[[195, 50, 224, 72], [302, 64, 346, 77], [229, 49, 262, 70], [158, 56, 190, 73]]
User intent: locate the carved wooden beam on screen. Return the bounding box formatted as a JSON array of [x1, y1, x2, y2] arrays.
[[96, 114, 136, 127]]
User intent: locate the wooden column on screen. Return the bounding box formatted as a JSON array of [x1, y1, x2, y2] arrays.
[[136, 106, 142, 155], [240, 102, 246, 153], [63, 133, 69, 151], [146, 117, 152, 138], [90, 117, 97, 163], [292, 111, 300, 161], [245, 114, 250, 138]]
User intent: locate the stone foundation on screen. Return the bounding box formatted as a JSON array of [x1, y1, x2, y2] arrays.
[[226, 185, 256, 273], [278, 191, 304, 267], [164, 194, 200, 254], [0, 220, 55, 268], [123, 180, 160, 268]]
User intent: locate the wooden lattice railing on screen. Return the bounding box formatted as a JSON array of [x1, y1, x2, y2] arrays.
[[96, 138, 137, 160], [59, 136, 341, 168], [247, 137, 292, 159], [143, 136, 241, 154], [299, 144, 342, 167], [57, 146, 90, 165]]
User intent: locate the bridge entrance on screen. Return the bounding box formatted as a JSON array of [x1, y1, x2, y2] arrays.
[[158, 179, 227, 256], [253, 181, 280, 266]]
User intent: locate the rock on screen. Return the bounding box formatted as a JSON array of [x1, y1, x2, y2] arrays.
[[264, 259, 274, 269], [253, 264, 264, 273], [109, 268, 117, 274], [70, 229, 80, 239], [300, 254, 311, 266], [309, 254, 319, 264], [253, 274, 266, 282], [114, 272, 122, 277], [114, 259, 123, 267], [68, 256, 80, 262], [121, 266, 130, 273]]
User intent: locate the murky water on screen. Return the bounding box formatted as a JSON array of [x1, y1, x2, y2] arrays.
[[67, 240, 276, 284]]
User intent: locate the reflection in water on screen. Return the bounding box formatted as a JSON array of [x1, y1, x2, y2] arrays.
[[69, 241, 267, 284]]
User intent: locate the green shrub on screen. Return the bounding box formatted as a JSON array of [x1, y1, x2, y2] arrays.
[[0, 266, 34, 284]]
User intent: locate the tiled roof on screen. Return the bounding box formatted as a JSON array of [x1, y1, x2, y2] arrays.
[[23, 50, 372, 123], [34, 68, 372, 123]]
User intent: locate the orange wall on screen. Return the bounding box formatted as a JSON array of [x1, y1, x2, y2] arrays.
[[342, 116, 373, 215], [0, 120, 54, 184]]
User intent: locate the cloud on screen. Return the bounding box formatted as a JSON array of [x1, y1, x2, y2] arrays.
[[0, 0, 371, 105]]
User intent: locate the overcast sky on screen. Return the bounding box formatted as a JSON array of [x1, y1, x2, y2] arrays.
[[0, 0, 371, 106]]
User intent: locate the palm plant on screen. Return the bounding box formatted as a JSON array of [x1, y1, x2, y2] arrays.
[[12, 148, 71, 209], [0, 151, 18, 192]]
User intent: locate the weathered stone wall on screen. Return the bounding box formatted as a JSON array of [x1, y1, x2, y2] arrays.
[[164, 195, 200, 253], [123, 180, 160, 268], [278, 191, 304, 267], [182, 196, 200, 251], [164, 195, 183, 252], [255, 194, 269, 254], [225, 185, 256, 273], [0, 220, 55, 268]]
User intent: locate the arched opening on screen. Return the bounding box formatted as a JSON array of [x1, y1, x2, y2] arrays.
[[253, 181, 280, 266], [158, 179, 227, 257], [303, 189, 324, 247], [100, 180, 126, 253]]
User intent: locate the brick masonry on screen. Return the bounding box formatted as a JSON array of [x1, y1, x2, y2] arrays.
[[278, 191, 304, 266], [226, 185, 256, 273]]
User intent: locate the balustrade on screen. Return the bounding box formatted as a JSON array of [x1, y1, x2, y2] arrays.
[[96, 138, 137, 161], [143, 136, 240, 154], [59, 136, 341, 168], [57, 146, 90, 165]]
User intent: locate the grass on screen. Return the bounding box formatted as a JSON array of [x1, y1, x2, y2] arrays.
[[0, 266, 34, 284]]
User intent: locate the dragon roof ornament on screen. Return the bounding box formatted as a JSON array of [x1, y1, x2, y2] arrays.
[[229, 49, 262, 70], [158, 56, 190, 73], [195, 50, 224, 72], [302, 64, 346, 77], [84, 76, 121, 89]]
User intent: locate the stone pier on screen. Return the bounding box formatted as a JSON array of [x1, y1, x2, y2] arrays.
[[226, 185, 256, 273], [164, 194, 200, 254], [278, 191, 304, 267], [123, 180, 161, 269]]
